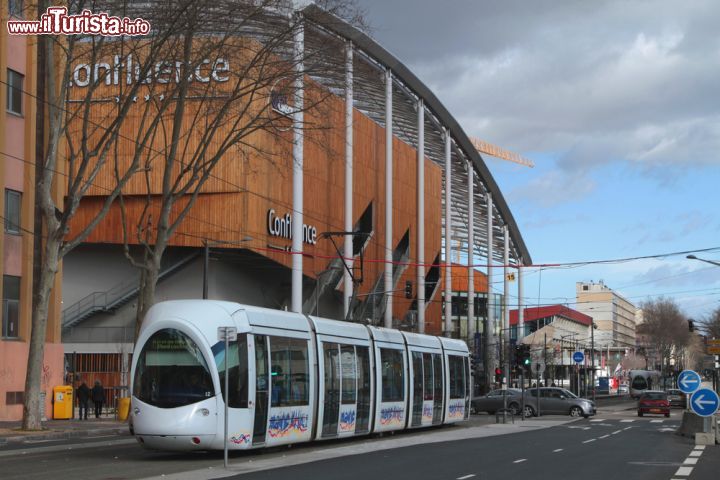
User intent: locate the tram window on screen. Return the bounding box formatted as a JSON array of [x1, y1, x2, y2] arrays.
[[269, 336, 309, 407], [133, 328, 214, 408], [356, 346, 371, 433], [341, 345, 357, 404], [423, 353, 433, 401], [380, 348, 404, 402], [213, 334, 248, 408], [448, 355, 466, 399]]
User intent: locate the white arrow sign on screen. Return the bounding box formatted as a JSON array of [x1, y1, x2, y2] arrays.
[[693, 394, 715, 409], [680, 376, 698, 389]]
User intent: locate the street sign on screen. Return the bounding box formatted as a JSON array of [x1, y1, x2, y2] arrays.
[[218, 326, 237, 342], [573, 351, 585, 364], [708, 338, 720, 354], [689, 388, 720, 417], [677, 369, 702, 394]]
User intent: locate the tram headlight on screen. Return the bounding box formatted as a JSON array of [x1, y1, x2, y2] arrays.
[[197, 408, 210, 417], [133, 407, 140, 415]]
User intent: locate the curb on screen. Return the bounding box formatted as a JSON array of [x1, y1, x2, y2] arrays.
[[0, 427, 130, 445]]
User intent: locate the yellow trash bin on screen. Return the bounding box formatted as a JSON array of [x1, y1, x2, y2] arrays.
[[53, 386, 74, 420], [117, 397, 131, 421]]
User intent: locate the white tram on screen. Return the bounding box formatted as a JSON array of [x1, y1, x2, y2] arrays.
[[130, 300, 471, 451]]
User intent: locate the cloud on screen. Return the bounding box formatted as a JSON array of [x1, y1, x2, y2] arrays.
[[509, 169, 596, 207]]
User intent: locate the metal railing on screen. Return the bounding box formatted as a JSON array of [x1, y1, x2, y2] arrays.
[[62, 253, 199, 329]]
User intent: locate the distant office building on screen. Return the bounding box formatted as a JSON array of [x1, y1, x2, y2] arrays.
[[575, 281, 637, 348]]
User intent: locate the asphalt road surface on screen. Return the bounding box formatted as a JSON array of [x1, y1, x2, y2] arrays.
[[2, 403, 717, 480]]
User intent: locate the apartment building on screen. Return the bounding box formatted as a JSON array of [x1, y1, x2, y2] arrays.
[[575, 281, 637, 348]]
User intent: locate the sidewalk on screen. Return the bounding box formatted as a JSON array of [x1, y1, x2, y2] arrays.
[[0, 416, 130, 445]]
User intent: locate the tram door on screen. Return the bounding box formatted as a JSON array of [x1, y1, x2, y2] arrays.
[[355, 346, 371, 434], [432, 353, 444, 424], [252, 335, 269, 445], [411, 352, 423, 427], [321, 345, 340, 436]]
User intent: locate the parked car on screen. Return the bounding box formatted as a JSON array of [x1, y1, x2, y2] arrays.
[[665, 389, 687, 408], [471, 388, 523, 415], [618, 384, 629, 395], [522, 387, 596, 418], [637, 390, 670, 417]]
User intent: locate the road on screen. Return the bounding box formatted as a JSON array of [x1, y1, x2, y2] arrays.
[[1, 401, 717, 480]]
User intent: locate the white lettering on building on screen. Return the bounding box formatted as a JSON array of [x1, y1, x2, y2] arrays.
[[267, 209, 317, 245]]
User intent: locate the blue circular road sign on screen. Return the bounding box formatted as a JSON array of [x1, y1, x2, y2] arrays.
[[572, 351, 585, 363], [689, 388, 720, 417], [677, 369, 702, 394]]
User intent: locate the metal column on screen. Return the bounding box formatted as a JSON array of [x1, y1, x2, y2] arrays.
[[343, 41, 353, 317], [485, 193, 494, 386], [467, 163, 475, 339], [444, 130, 452, 336], [384, 68, 393, 329], [503, 225, 510, 386], [417, 99, 425, 334], [518, 259, 524, 338], [291, 13, 305, 313]]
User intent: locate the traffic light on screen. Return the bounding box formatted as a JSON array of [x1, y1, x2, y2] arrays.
[[515, 344, 531, 367], [404, 280, 412, 298], [495, 367, 502, 383], [688, 320, 694, 332]]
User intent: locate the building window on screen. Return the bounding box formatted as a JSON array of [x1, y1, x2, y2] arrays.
[[7, 69, 23, 115], [8, 0, 24, 18], [6, 391, 24, 404], [4, 189, 21, 234], [2, 275, 21, 338]]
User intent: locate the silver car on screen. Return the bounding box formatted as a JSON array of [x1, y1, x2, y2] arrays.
[[471, 388, 523, 415], [522, 387, 596, 418]]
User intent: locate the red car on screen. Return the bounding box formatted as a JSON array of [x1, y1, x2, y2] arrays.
[[637, 390, 670, 417]]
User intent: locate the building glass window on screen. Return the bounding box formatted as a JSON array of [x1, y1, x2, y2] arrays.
[[2, 275, 21, 338], [4, 189, 21, 234], [7, 69, 24, 115]]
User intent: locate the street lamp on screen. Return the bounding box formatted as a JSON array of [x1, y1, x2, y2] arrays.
[[203, 236, 253, 299], [686, 254, 720, 267], [591, 321, 597, 402]]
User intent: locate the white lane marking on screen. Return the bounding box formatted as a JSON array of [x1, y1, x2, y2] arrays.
[[612, 430, 622, 434], [650, 420, 663, 423], [620, 419, 634, 423], [457, 475, 476, 480], [513, 459, 527, 464], [553, 449, 563, 453], [590, 419, 605, 422], [683, 458, 698, 465], [583, 427, 591, 430], [582, 439, 596, 444], [599, 435, 610, 439], [694, 445, 706, 450], [688, 451, 702, 457], [674, 466, 693, 476], [623, 427, 632, 430]]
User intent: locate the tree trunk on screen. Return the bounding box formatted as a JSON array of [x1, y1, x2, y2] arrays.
[[22, 236, 59, 430], [134, 253, 161, 340]]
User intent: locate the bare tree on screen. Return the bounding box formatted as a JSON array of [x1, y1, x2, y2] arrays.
[[106, 2, 360, 336], [697, 306, 720, 339], [639, 298, 691, 375], [23, 0, 355, 430]]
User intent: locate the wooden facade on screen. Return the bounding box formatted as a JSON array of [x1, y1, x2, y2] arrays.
[[68, 41, 445, 333]]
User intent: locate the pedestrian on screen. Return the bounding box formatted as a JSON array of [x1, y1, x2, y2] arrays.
[[92, 380, 106, 418], [76, 380, 91, 420]]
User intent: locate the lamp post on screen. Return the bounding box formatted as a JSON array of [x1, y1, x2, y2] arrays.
[[591, 321, 597, 402], [203, 236, 253, 299], [560, 333, 578, 392], [687, 254, 720, 393]]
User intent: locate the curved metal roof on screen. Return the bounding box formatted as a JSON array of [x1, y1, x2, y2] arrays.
[[303, 4, 532, 266]]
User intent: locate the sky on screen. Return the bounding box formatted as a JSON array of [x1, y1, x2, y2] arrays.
[[354, 0, 720, 320]]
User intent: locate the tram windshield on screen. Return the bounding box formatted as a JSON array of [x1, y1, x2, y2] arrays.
[[133, 328, 215, 408]]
